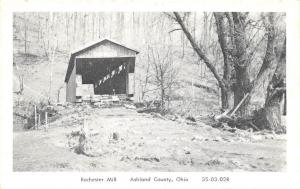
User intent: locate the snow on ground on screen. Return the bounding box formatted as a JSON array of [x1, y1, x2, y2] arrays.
[[13, 105, 286, 171]]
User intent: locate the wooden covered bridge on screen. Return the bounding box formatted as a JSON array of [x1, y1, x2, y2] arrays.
[[64, 38, 139, 103]]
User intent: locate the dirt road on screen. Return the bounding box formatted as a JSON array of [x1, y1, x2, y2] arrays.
[[13, 106, 286, 171]]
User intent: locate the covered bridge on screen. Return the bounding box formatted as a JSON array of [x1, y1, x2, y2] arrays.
[[64, 38, 139, 103]]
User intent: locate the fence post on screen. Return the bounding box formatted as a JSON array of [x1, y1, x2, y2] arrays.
[[45, 112, 48, 131], [38, 114, 41, 129], [34, 105, 37, 130]]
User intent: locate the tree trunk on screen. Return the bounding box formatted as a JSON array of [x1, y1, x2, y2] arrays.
[[262, 90, 284, 132], [161, 86, 165, 110], [24, 13, 27, 55], [66, 13, 69, 50], [231, 13, 253, 116], [232, 13, 276, 117], [233, 66, 252, 115], [73, 13, 77, 45], [220, 87, 231, 110], [255, 38, 286, 133], [214, 13, 235, 110]]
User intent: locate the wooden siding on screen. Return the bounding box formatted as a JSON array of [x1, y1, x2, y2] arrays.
[[76, 40, 136, 58], [66, 60, 77, 102], [128, 73, 135, 95]]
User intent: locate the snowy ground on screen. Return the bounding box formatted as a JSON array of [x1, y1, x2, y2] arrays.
[[13, 106, 286, 172]]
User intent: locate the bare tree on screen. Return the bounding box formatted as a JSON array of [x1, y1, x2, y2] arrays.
[[138, 47, 152, 101], [213, 12, 235, 110], [172, 12, 285, 131], [149, 46, 178, 111], [229, 12, 278, 116], [39, 13, 59, 103], [172, 12, 230, 110]]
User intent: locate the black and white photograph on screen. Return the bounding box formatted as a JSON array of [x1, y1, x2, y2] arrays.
[[1, 0, 300, 187], [12, 11, 287, 172]]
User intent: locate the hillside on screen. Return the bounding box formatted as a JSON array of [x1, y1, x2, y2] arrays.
[[13, 52, 68, 103], [13, 12, 286, 172]]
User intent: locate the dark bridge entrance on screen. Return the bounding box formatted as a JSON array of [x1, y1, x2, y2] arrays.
[[65, 38, 139, 103]]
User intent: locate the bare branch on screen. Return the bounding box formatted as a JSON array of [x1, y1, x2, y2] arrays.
[[168, 28, 182, 33], [173, 12, 226, 90]]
